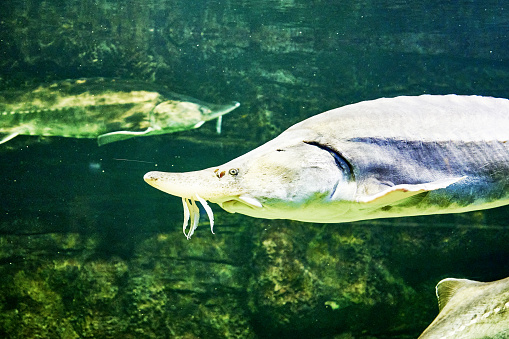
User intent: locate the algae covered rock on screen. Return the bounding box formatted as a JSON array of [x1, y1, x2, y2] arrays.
[[247, 220, 420, 337], [0, 221, 257, 338]]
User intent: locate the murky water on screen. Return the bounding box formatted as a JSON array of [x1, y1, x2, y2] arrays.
[[1, 0, 509, 337]]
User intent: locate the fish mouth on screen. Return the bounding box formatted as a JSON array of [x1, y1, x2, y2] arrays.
[[144, 170, 262, 239], [219, 195, 263, 212], [144, 171, 212, 239], [144, 169, 263, 238]]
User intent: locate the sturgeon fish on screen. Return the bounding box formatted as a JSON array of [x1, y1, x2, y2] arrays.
[[419, 276, 509, 338], [0, 78, 240, 145], [143, 95, 509, 238]]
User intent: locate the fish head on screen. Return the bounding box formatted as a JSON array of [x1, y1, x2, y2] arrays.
[[212, 139, 357, 220], [152, 99, 240, 131], [144, 135, 357, 223]]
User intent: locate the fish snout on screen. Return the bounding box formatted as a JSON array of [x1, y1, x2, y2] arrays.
[[143, 171, 161, 184], [144, 171, 217, 239], [204, 101, 240, 120], [143, 169, 220, 200], [144, 171, 189, 197]]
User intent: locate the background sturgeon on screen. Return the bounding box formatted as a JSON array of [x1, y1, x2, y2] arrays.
[[0, 78, 240, 145], [144, 95, 509, 238], [419, 276, 509, 338]]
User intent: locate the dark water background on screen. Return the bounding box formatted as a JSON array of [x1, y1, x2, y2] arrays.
[[1, 0, 509, 338]]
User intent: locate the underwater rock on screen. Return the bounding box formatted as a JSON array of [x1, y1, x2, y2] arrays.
[[246, 214, 509, 337], [1, 209, 509, 337], [246, 220, 419, 336], [0, 221, 257, 338]]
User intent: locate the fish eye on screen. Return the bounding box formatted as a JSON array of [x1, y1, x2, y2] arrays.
[[229, 168, 239, 176], [199, 107, 212, 115]]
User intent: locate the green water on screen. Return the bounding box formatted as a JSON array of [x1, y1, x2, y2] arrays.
[[1, 0, 509, 338]]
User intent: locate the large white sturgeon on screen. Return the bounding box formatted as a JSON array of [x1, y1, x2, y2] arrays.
[[144, 95, 509, 239], [0, 78, 240, 145]]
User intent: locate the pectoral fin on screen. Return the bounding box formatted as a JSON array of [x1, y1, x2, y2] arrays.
[[0, 132, 20, 144], [97, 127, 156, 146], [356, 176, 466, 204]]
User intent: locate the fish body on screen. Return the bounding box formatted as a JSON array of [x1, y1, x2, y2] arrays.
[[419, 277, 509, 338], [0, 78, 240, 145], [143, 95, 509, 238]]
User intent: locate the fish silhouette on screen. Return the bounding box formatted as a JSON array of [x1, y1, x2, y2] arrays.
[[0, 78, 239, 145]]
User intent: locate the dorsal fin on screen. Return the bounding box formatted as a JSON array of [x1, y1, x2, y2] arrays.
[[436, 278, 480, 312]]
